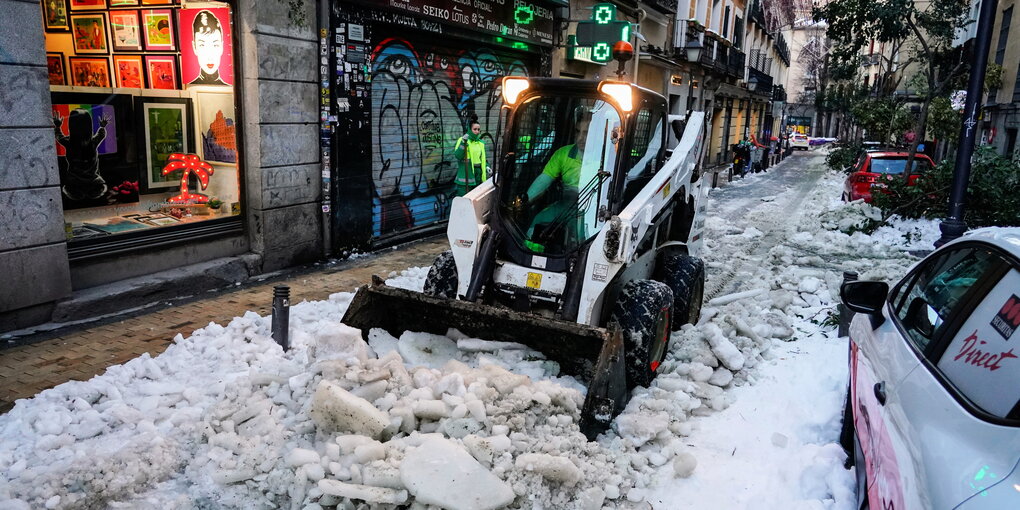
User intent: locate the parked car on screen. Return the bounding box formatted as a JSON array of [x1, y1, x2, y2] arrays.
[[840, 227, 1020, 510], [842, 151, 935, 202], [791, 134, 810, 150]]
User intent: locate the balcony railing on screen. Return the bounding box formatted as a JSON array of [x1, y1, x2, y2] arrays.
[[772, 84, 787, 102], [747, 67, 773, 96], [728, 48, 745, 78]]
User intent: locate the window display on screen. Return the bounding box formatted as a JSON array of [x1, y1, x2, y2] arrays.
[[43, 1, 241, 242]]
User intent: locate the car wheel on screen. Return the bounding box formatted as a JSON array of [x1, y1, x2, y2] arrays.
[[423, 250, 458, 299], [654, 253, 705, 330], [610, 279, 673, 389]]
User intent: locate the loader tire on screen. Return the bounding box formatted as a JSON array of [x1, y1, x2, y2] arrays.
[[655, 254, 705, 330], [423, 251, 458, 299], [610, 280, 673, 389]]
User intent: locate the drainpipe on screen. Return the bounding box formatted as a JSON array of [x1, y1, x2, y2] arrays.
[[633, 8, 646, 84]]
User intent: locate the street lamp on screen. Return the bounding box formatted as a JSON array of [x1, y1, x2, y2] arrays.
[[935, 0, 998, 247], [747, 76, 759, 93], [685, 39, 703, 63]]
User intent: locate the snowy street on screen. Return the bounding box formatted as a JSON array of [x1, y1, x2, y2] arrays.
[[0, 151, 943, 509]]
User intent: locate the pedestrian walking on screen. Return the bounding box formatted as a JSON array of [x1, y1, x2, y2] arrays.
[[454, 115, 488, 196]]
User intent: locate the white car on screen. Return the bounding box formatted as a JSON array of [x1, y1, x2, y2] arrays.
[[840, 227, 1020, 509], [790, 134, 810, 150]]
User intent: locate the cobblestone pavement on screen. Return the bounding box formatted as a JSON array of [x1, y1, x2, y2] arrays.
[[0, 236, 447, 414]]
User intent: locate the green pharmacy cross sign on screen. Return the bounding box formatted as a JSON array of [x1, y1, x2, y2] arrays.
[[574, 3, 631, 64], [514, 5, 535, 25]]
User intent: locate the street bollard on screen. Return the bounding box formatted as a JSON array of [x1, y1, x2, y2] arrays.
[[271, 285, 291, 351], [837, 271, 858, 337]]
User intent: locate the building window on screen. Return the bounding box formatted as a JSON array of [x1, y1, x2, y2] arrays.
[[733, 16, 743, 48], [990, 7, 1012, 101], [722, 6, 731, 38], [42, 1, 243, 242]]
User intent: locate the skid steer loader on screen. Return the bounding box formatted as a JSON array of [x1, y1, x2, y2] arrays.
[[343, 76, 709, 439]]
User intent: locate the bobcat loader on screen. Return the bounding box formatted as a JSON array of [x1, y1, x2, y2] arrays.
[[343, 76, 709, 439]]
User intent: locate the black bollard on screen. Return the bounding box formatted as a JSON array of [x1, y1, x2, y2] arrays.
[[272, 285, 291, 351], [837, 271, 858, 337]]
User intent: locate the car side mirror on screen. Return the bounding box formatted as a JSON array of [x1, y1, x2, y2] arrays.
[[840, 280, 889, 328]]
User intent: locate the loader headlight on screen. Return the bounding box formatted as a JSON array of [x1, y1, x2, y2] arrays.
[[598, 81, 634, 113], [502, 77, 530, 106]]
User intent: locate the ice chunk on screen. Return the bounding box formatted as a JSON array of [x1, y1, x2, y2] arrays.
[[577, 487, 606, 510], [309, 380, 389, 438], [412, 400, 449, 420], [400, 437, 515, 510], [367, 328, 400, 358], [398, 331, 461, 369], [705, 325, 745, 371], [514, 453, 581, 485], [318, 479, 408, 505], [287, 448, 321, 467], [456, 339, 528, 352], [310, 322, 370, 362], [673, 452, 697, 478], [708, 367, 733, 387]]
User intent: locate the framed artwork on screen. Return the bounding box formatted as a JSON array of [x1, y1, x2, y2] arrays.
[[68, 56, 111, 87], [43, 0, 70, 31], [136, 97, 193, 191], [195, 92, 236, 163], [70, 13, 109, 54], [179, 7, 233, 87], [110, 10, 142, 51], [110, 0, 140, 5], [51, 92, 138, 210], [69, 0, 106, 10], [141, 9, 175, 50], [47, 53, 67, 85], [144, 55, 177, 90], [113, 55, 144, 88]]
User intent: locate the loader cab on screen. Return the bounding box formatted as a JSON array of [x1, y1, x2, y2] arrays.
[[495, 78, 668, 270]]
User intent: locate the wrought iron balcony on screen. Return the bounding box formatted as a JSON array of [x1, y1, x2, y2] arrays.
[[747, 67, 773, 96], [728, 48, 746, 78]]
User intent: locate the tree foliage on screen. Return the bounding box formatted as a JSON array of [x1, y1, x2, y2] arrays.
[[849, 98, 913, 143], [869, 146, 1020, 227]]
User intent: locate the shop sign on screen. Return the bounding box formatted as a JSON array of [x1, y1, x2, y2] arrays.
[[367, 0, 555, 46]]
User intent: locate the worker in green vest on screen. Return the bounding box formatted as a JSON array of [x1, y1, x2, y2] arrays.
[[453, 116, 488, 196]]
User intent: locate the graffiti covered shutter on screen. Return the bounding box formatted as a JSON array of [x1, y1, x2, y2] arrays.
[[369, 36, 533, 238]]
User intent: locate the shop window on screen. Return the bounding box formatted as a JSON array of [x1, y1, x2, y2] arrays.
[[41, 1, 242, 243]]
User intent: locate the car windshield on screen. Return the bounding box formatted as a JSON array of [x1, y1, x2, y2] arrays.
[[499, 96, 622, 256], [869, 157, 930, 175]]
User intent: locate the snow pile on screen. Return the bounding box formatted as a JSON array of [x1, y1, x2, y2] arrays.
[[0, 165, 941, 509]]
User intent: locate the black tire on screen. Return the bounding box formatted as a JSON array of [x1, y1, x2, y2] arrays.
[[610, 280, 673, 389], [423, 251, 458, 299], [655, 254, 706, 330]]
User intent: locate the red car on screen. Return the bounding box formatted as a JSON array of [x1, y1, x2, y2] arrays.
[[842, 152, 935, 203]]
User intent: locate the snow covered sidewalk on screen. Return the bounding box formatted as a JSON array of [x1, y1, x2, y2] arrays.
[[0, 157, 940, 509]]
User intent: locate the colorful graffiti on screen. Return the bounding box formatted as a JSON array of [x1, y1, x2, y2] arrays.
[[369, 37, 529, 237]]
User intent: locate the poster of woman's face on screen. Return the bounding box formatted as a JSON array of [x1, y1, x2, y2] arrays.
[[179, 7, 232, 87]]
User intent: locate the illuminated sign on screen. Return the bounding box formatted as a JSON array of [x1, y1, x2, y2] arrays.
[[574, 3, 631, 63]]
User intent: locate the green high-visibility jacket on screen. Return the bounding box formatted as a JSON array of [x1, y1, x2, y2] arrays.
[[453, 137, 487, 187]]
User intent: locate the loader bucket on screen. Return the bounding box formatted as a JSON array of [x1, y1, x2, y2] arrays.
[[341, 278, 629, 439]]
